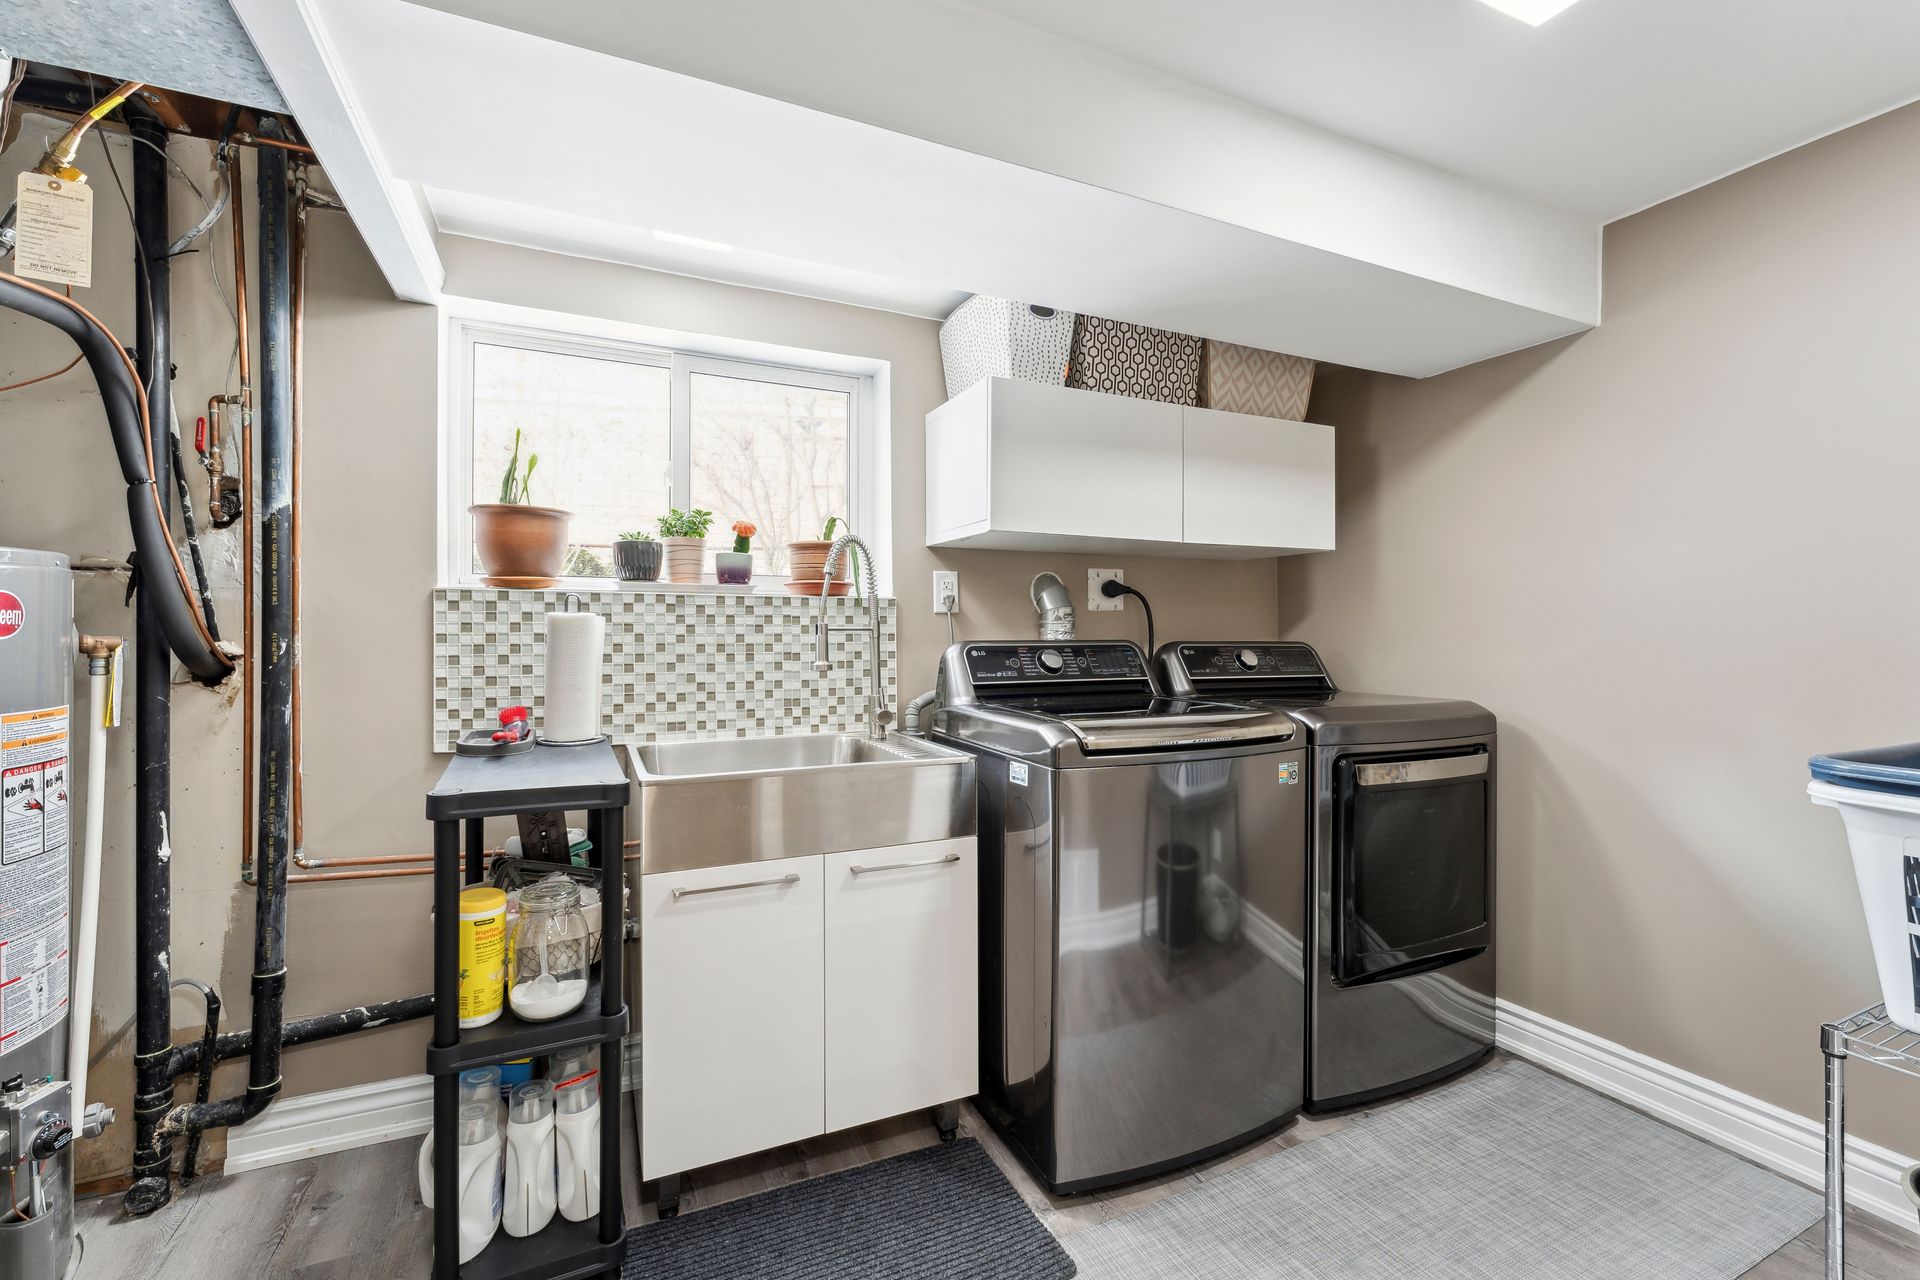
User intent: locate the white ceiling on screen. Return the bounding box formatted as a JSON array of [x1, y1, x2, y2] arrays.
[[956, 0, 1920, 221], [237, 0, 1920, 375]]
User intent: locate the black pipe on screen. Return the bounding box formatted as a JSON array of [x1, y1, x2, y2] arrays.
[[155, 120, 295, 1141], [170, 980, 221, 1185], [171, 993, 435, 1076], [125, 110, 178, 1217]]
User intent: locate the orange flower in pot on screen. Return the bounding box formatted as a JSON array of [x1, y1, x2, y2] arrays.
[[717, 520, 756, 585], [470, 429, 570, 587]]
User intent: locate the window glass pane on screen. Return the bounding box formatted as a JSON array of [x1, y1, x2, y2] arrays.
[[688, 372, 850, 579], [470, 342, 670, 576]]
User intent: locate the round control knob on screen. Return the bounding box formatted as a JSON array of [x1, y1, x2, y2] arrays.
[[1235, 648, 1261, 671], [1036, 649, 1065, 674]]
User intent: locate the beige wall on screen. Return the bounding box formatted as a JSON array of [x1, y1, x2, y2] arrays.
[[1282, 101, 1920, 1155], [1, 146, 1279, 1180]]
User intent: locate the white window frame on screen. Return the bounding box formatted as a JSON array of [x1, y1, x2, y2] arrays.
[[441, 310, 887, 594]]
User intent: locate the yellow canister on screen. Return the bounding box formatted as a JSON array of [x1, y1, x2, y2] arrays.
[[457, 886, 508, 1029]]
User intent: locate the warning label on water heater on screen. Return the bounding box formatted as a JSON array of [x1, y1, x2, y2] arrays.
[[0, 706, 71, 1053]]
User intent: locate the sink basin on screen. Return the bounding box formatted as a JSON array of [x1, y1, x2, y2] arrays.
[[634, 732, 958, 777], [626, 733, 976, 874]]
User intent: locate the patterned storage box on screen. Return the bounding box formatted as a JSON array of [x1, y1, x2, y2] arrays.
[[1065, 316, 1203, 405], [938, 295, 1075, 400], [1200, 340, 1316, 421]]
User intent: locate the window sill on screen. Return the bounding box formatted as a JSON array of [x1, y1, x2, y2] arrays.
[[448, 578, 882, 601]]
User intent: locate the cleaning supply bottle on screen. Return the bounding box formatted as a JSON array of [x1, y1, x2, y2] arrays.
[[420, 1066, 504, 1208], [503, 1080, 558, 1238], [456, 1101, 505, 1264], [554, 1071, 600, 1222]]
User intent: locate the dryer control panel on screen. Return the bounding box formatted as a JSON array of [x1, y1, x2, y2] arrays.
[[1155, 642, 1337, 697]]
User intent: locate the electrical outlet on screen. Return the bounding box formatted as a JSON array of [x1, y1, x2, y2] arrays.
[[1088, 568, 1125, 611], [932, 570, 959, 615]]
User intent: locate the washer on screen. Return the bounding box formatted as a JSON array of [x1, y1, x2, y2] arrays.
[[1157, 642, 1497, 1113], [931, 641, 1308, 1192]]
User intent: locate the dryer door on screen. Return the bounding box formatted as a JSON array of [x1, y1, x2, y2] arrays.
[[1332, 748, 1491, 986]]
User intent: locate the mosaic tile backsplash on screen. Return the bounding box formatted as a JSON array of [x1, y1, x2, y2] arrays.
[[433, 587, 899, 751]]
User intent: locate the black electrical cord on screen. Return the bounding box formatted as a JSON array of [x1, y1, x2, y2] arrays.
[[1100, 578, 1155, 656]]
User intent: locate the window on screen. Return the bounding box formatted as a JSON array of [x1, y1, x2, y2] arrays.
[[447, 319, 877, 586]]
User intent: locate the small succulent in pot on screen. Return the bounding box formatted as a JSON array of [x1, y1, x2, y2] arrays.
[[717, 520, 756, 586], [470, 429, 571, 586], [614, 529, 662, 582], [656, 508, 714, 583]]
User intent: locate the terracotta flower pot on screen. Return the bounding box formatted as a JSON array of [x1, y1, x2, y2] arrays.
[[615, 539, 662, 582], [787, 539, 832, 583], [470, 503, 570, 586], [662, 536, 707, 583]]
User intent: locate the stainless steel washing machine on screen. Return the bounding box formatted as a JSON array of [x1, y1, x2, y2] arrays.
[[1157, 642, 1497, 1113], [932, 641, 1308, 1192]]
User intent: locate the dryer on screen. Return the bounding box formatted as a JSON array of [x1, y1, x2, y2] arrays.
[[1157, 642, 1497, 1112]]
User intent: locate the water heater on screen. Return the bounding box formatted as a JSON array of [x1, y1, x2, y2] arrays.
[[0, 547, 76, 1280]]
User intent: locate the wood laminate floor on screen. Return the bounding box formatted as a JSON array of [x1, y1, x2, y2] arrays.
[[72, 1054, 1920, 1279]]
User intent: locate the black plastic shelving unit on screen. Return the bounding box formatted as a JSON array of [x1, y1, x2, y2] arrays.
[[427, 742, 630, 1280]]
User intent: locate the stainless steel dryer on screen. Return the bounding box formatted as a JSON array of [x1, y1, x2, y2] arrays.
[[1157, 642, 1497, 1113], [932, 641, 1307, 1192]]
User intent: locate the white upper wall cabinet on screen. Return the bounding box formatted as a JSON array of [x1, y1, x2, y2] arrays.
[[925, 379, 1334, 559]]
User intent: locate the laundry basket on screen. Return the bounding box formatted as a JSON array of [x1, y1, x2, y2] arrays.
[[1809, 744, 1920, 1033]]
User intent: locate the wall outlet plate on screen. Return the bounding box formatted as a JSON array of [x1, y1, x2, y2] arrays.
[[932, 570, 959, 614], [1088, 568, 1125, 611]]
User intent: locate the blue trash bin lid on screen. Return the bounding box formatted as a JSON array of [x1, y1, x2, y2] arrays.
[[1808, 743, 1920, 798]]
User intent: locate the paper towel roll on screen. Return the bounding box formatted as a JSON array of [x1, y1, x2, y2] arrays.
[[542, 607, 606, 744]]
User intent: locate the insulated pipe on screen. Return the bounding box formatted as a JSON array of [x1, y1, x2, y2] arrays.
[[0, 279, 230, 682], [69, 636, 121, 1140], [155, 119, 296, 1142], [126, 111, 181, 1217]]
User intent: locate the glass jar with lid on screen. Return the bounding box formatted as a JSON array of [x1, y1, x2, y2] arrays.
[[508, 877, 590, 1021]]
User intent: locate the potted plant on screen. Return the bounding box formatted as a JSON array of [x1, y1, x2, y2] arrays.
[[470, 430, 570, 586], [717, 520, 756, 585], [614, 530, 662, 582], [656, 508, 713, 582], [785, 515, 853, 596]]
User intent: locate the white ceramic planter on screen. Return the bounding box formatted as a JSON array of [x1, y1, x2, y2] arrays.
[[662, 537, 706, 583]]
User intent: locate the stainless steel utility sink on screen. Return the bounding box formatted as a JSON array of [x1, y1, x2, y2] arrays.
[[626, 733, 977, 874]]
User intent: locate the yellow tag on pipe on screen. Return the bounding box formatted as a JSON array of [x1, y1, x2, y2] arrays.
[[13, 172, 95, 288]]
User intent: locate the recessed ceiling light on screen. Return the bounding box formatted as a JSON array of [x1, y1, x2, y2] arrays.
[[652, 229, 733, 253], [1475, 0, 1583, 26]]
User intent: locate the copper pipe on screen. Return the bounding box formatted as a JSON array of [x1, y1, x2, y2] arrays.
[[287, 840, 644, 883], [232, 131, 316, 157], [37, 80, 143, 177]]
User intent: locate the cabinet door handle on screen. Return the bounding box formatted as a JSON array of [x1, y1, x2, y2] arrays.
[[849, 853, 962, 876], [671, 872, 801, 899]]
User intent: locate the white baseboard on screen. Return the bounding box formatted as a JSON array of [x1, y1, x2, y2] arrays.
[[225, 1038, 643, 1175], [1496, 999, 1918, 1236]]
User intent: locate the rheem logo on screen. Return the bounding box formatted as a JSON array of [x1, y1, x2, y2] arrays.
[[0, 591, 24, 639]]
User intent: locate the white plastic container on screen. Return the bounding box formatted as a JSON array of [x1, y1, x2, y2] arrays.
[[938, 295, 1075, 400], [503, 1081, 558, 1238], [1809, 778, 1920, 1032], [419, 1066, 504, 1209], [554, 1076, 600, 1222], [456, 1102, 505, 1264]]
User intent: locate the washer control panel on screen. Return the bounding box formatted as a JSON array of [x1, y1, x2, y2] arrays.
[[963, 643, 1147, 684]]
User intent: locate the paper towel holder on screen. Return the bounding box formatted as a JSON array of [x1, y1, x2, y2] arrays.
[[537, 593, 609, 747]]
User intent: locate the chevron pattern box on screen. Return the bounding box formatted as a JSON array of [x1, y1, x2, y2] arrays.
[[1200, 340, 1316, 420], [1065, 315, 1203, 405], [938, 295, 1076, 400]]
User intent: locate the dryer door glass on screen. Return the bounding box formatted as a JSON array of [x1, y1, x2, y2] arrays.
[[1333, 749, 1490, 986]]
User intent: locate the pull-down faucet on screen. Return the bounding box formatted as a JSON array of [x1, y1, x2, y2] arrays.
[[813, 534, 891, 739]]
